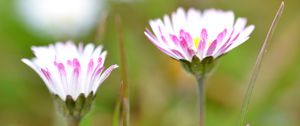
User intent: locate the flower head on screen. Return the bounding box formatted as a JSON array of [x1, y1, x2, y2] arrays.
[[22, 41, 118, 101], [145, 7, 255, 62]]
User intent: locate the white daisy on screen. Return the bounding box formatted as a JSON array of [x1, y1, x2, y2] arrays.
[[22, 41, 118, 100], [145, 7, 255, 62]]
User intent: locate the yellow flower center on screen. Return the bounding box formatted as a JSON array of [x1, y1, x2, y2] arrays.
[[193, 37, 200, 49]]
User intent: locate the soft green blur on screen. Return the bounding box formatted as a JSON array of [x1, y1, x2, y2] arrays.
[[0, 0, 300, 126]]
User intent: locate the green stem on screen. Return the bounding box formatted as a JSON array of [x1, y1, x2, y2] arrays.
[[196, 75, 205, 126], [67, 118, 80, 126]]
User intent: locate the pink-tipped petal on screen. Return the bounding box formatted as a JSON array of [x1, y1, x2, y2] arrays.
[[206, 40, 217, 56], [92, 64, 119, 92], [87, 59, 94, 74]]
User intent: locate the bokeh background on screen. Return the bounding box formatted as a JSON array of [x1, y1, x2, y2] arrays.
[[0, 0, 300, 126]]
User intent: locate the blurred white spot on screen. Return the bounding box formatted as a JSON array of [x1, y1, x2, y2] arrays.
[[17, 0, 103, 39]]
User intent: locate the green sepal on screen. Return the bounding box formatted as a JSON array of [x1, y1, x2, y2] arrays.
[[53, 92, 96, 121], [80, 92, 95, 117], [180, 56, 217, 77]]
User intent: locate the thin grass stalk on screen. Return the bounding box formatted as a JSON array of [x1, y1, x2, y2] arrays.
[[239, 2, 285, 126], [113, 81, 127, 126], [113, 85, 122, 126], [115, 14, 130, 126], [94, 11, 108, 44]]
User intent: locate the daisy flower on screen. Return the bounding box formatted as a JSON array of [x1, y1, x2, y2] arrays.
[[22, 41, 118, 123], [145, 7, 255, 62], [22, 41, 118, 100], [144, 8, 255, 126]]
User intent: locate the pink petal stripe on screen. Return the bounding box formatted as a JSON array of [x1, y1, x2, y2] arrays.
[[180, 29, 193, 46], [90, 56, 106, 83], [219, 30, 234, 48], [217, 29, 227, 43], [171, 49, 185, 59], [87, 59, 94, 74], [216, 30, 234, 54], [198, 29, 208, 52], [145, 29, 165, 47], [206, 39, 217, 56], [157, 46, 178, 59], [67, 60, 72, 66], [145, 30, 178, 58], [170, 34, 180, 45], [232, 33, 240, 42], [221, 43, 233, 54], [179, 37, 188, 50], [179, 29, 195, 58], [56, 63, 66, 76], [219, 33, 240, 54], [41, 68, 52, 82], [97, 57, 102, 65], [93, 64, 119, 92], [72, 58, 81, 80], [179, 38, 192, 58], [158, 26, 167, 43], [100, 65, 116, 80], [145, 29, 158, 42], [206, 29, 227, 56], [93, 67, 104, 80]]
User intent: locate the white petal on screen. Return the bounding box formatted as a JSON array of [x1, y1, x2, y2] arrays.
[[144, 31, 178, 59], [163, 15, 173, 34], [83, 43, 95, 58], [187, 8, 202, 37], [226, 25, 255, 52], [172, 7, 186, 34], [21, 58, 57, 94], [92, 64, 118, 93], [233, 17, 247, 36], [92, 45, 103, 59]]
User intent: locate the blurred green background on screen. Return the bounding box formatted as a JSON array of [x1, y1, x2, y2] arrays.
[[0, 0, 300, 126]]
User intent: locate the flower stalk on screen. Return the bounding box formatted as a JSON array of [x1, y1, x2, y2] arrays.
[[196, 75, 205, 126], [181, 56, 216, 126], [67, 117, 80, 126]]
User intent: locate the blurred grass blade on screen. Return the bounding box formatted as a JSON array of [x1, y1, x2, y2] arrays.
[[113, 14, 130, 126], [239, 2, 284, 126], [113, 81, 126, 126], [94, 11, 108, 44]]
